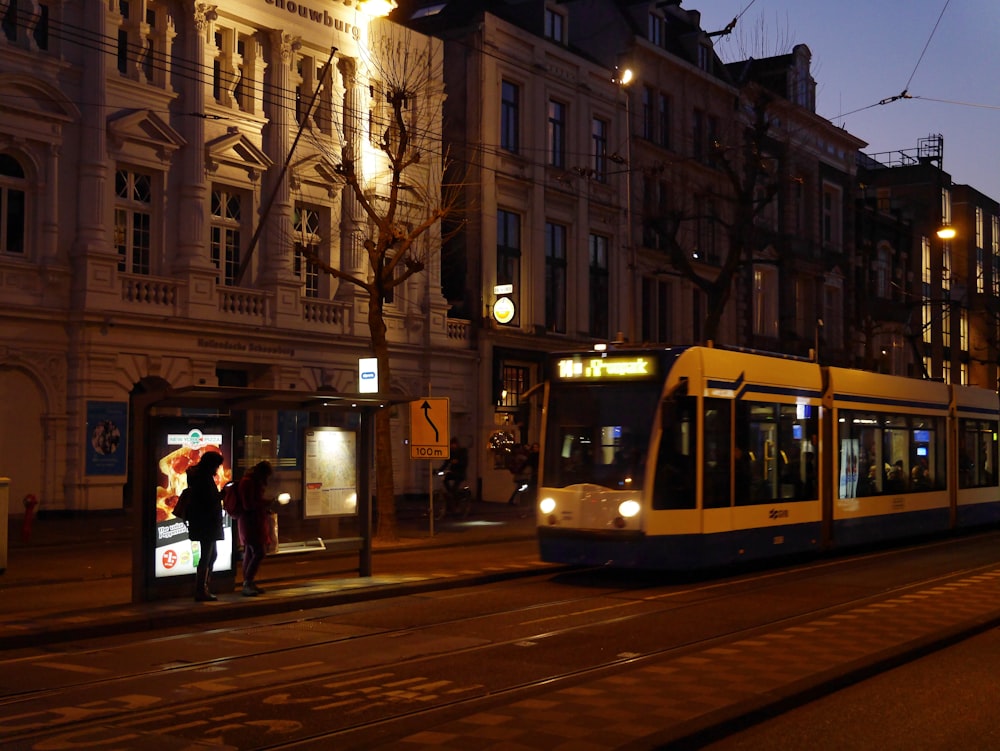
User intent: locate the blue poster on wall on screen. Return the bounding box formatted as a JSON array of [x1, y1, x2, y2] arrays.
[[86, 401, 128, 475]]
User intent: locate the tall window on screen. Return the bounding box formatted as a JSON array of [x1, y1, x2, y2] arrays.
[[4, 0, 50, 49], [648, 12, 664, 46], [822, 182, 842, 250], [210, 187, 242, 286], [993, 215, 1000, 296], [589, 234, 609, 339], [692, 109, 704, 162], [591, 117, 607, 182], [114, 168, 152, 274], [213, 28, 256, 110], [823, 278, 843, 347], [753, 265, 778, 337], [545, 222, 567, 333], [544, 7, 565, 43], [641, 86, 654, 140], [875, 246, 889, 298], [658, 93, 671, 149], [497, 209, 521, 314], [500, 80, 520, 153], [922, 235, 932, 345], [296, 54, 333, 134], [0, 154, 26, 255], [294, 205, 321, 298], [117, 1, 168, 85], [641, 277, 672, 343], [547, 99, 565, 168]]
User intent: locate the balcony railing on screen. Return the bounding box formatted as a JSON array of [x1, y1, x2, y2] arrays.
[[121, 275, 178, 308], [219, 287, 268, 319]]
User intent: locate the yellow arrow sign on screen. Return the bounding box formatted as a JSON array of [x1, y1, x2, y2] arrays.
[[409, 397, 450, 459]]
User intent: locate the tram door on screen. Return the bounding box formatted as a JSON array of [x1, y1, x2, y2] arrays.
[[738, 402, 780, 504]]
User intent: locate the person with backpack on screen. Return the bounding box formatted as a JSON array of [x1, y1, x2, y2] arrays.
[[237, 460, 273, 596], [183, 451, 226, 602]]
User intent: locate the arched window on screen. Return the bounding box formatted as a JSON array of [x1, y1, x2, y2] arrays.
[[0, 153, 27, 255]]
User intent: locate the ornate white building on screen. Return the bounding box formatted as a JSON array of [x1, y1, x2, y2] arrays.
[[0, 0, 475, 513]]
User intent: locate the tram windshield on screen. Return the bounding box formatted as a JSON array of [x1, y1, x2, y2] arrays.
[[543, 382, 661, 490]]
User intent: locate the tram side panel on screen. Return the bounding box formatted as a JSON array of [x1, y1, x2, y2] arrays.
[[952, 384, 1000, 528], [649, 348, 826, 567], [826, 368, 952, 547]]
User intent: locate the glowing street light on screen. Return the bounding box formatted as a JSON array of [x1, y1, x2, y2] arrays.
[[357, 0, 396, 16], [616, 67, 636, 342], [936, 226, 956, 240]]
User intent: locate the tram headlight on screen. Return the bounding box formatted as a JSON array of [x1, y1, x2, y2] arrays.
[[618, 500, 640, 518], [539, 497, 556, 514]]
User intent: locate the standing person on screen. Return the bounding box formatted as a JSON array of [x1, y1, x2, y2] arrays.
[[184, 451, 225, 602], [237, 460, 273, 597]]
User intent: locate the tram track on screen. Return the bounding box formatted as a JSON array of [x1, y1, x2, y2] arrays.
[[3, 533, 1000, 749]]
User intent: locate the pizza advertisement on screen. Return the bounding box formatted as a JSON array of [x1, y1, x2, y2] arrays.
[[151, 420, 235, 579]]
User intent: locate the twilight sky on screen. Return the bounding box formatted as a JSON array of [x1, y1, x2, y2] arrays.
[[698, 0, 1000, 201]]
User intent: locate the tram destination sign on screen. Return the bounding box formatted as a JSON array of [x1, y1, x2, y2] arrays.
[[556, 355, 658, 381]]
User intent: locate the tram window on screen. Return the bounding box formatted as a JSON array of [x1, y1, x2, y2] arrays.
[[702, 398, 730, 508], [959, 418, 998, 488], [839, 411, 945, 497], [653, 395, 696, 509]]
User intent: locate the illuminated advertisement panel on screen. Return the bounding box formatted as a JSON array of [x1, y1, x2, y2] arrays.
[[303, 427, 358, 518], [151, 420, 234, 579], [554, 355, 659, 382]]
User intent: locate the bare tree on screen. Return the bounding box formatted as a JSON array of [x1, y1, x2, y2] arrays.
[[648, 89, 781, 344], [302, 25, 460, 541]]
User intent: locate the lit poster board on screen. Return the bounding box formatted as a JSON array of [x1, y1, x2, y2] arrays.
[[303, 427, 358, 518], [151, 420, 234, 579]]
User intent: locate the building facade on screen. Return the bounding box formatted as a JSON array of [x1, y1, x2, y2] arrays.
[[0, 0, 475, 512]]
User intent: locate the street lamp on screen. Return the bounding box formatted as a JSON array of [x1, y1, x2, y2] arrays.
[[356, 0, 396, 16], [616, 67, 635, 342], [936, 225, 956, 240]]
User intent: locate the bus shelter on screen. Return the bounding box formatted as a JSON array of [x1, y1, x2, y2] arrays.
[[128, 385, 393, 603]]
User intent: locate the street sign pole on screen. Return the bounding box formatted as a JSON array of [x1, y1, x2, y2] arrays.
[[410, 397, 450, 536]]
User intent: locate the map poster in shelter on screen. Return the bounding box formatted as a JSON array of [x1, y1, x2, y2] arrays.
[[303, 428, 358, 518]]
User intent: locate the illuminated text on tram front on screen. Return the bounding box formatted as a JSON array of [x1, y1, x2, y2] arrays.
[[557, 357, 653, 380]]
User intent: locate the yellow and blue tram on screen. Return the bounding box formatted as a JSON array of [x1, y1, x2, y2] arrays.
[[536, 345, 1000, 569]]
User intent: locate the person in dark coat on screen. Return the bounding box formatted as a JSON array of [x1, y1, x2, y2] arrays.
[[237, 460, 273, 597], [184, 451, 226, 602]]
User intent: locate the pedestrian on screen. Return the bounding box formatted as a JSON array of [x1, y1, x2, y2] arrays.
[[238, 460, 273, 597], [183, 451, 226, 602]]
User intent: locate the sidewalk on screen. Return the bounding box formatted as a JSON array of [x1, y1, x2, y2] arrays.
[[0, 500, 544, 649]]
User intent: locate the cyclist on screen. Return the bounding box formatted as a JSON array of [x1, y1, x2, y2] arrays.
[[437, 437, 468, 498]]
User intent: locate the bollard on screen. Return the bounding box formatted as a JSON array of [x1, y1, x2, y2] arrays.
[[21, 493, 38, 543]]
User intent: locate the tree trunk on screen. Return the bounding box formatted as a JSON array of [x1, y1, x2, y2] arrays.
[[369, 295, 398, 542]]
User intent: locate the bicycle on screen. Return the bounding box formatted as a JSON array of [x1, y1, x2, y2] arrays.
[[432, 473, 473, 520]]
